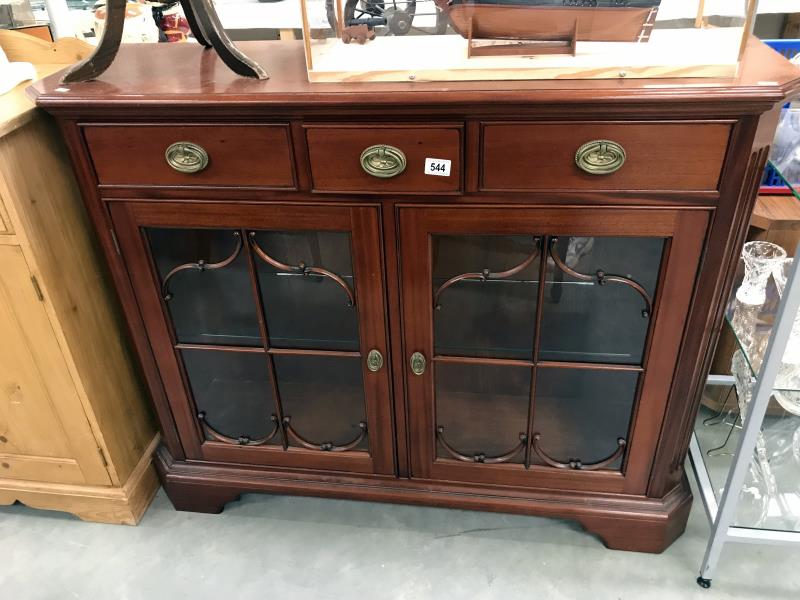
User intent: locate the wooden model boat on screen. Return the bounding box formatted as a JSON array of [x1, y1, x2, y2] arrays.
[[436, 0, 662, 44]]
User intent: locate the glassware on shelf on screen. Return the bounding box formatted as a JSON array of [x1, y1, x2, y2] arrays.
[[736, 241, 787, 306], [730, 299, 765, 359]]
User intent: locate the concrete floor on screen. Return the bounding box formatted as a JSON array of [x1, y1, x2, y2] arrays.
[[2, 466, 799, 599]]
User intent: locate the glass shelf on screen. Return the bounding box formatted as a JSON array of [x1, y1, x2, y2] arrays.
[[694, 405, 800, 533]]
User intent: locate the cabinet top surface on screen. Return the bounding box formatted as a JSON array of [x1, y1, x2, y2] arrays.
[[31, 39, 800, 115]]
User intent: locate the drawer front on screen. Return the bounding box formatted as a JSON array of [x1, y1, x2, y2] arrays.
[[306, 125, 462, 193], [481, 122, 731, 192], [83, 124, 296, 188]]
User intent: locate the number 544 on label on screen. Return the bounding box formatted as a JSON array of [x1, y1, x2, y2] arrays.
[[424, 158, 452, 177]]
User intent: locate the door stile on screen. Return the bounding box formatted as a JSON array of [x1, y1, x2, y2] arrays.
[[348, 207, 394, 474]]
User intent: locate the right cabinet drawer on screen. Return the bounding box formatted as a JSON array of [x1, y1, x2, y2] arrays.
[[481, 122, 731, 192]]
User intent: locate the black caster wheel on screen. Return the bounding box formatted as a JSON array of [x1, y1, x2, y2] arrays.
[[697, 576, 712, 589]]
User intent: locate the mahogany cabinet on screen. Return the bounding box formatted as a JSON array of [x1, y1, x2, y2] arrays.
[[33, 40, 800, 552]]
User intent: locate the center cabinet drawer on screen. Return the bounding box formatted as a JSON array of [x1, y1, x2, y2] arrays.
[[481, 121, 731, 192], [305, 124, 462, 193], [83, 124, 296, 188]]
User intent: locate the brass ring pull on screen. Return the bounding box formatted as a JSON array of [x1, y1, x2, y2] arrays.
[[360, 144, 407, 178], [575, 140, 626, 175], [367, 349, 384, 372], [165, 141, 209, 174], [410, 352, 426, 376]]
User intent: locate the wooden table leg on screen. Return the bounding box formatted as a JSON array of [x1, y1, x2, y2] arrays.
[[60, 0, 126, 83], [189, 0, 268, 79]]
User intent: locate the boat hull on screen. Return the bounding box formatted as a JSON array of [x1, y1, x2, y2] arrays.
[[445, 6, 658, 43]]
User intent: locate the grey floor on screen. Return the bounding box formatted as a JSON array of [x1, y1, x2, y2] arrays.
[[2, 464, 799, 600]]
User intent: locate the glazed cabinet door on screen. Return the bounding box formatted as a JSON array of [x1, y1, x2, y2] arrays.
[[109, 202, 393, 475], [400, 207, 708, 493]]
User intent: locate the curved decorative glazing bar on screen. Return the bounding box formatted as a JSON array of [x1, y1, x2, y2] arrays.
[[161, 231, 243, 301], [531, 433, 626, 470], [197, 410, 280, 446], [248, 232, 356, 307], [433, 237, 540, 310], [282, 416, 367, 452], [436, 425, 528, 464], [548, 237, 652, 318]]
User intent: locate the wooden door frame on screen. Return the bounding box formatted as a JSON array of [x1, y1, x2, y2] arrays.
[[108, 201, 395, 475], [399, 205, 709, 494]]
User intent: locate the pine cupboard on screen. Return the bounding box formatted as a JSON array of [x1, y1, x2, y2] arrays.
[[33, 39, 800, 550], [0, 34, 158, 524]]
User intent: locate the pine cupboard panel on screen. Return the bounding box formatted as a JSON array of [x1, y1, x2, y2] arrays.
[[0, 244, 104, 485]]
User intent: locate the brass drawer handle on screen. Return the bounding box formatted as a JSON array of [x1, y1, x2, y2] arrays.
[[410, 352, 426, 376], [165, 141, 209, 174], [367, 349, 384, 372], [575, 140, 626, 175], [360, 144, 407, 178]]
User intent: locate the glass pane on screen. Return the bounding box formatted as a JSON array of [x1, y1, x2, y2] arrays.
[[540, 236, 664, 365], [435, 362, 531, 464], [147, 228, 261, 347], [252, 231, 359, 351], [433, 235, 539, 360], [182, 348, 279, 445], [274, 354, 368, 451], [532, 368, 639, 471]]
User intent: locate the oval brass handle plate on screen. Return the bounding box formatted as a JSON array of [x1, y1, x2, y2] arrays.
[[410, 352, 426, 376], [575, 140, 626, 175], [367, 349, 384, 372], [360, 144, 407, 178], [165, 141, 209, 174]]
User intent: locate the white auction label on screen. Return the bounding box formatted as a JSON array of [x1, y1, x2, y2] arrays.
[[424, 158, 451, 177]]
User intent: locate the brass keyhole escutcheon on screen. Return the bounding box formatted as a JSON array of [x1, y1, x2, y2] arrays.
[[575, 140, 626, 175], [410, 352, 426, 376], [367, 349, 384, 372], [165, 141, 209, 174], [360, 144, 407, 178]]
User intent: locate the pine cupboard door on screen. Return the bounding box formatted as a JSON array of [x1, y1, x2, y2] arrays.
[[109, 202, 394, 475], [0, 245, 111, 485], [400, 207, 708, 494]]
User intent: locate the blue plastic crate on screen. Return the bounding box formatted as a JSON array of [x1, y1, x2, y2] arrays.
[[761, 40, 799, 192]]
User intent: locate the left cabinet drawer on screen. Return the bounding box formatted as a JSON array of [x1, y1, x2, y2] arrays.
[[83, 124, 296, 188]]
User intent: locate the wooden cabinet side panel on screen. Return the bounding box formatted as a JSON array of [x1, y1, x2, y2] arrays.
[[0, 116, 154, 485], [647, 114, 770, 497], [0, 244, 107, 484]]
